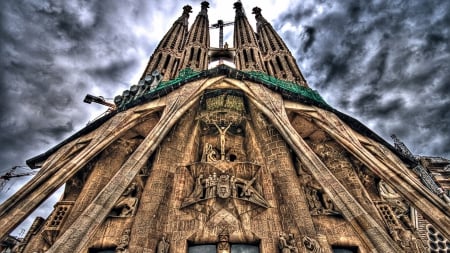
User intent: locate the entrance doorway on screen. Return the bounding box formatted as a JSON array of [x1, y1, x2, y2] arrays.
[[188, 244, 259, 253]]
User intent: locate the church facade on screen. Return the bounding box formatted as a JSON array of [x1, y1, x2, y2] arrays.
[[1, 2, 449, 253]]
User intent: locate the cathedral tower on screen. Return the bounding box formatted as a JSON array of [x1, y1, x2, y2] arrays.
[[1, 2, 449, 253]]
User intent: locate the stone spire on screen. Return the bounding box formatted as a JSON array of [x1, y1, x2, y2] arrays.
[[233, 2, 265, 72], [141, 5, 192, 81], [252, 7, 308, 86], [179, 1, 210, 71]]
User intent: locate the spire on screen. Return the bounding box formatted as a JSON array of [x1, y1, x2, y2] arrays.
[[233, 2, 265, 72], [252, 7, 308, 86], [141, 5, 192, 81], [179, 1, 210, 71]]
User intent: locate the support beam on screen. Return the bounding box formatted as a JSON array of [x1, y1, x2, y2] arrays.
[[228, 79, 401, 252], [0, 103, 163, 240], [47, 77, 223, 253]]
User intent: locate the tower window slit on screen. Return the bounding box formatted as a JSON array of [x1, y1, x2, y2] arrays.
[[189, 47, 195, 62], [250, 48, 256, 62], [264, 61, 270, 74], [196, 48, 201, 65], [163, 55, 171, 70], [269, 60, 276, 73], [276, 56, 284, 71], [200, 20, 205, 44]]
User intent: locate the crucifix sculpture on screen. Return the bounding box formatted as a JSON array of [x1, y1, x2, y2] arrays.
[[213, 123, 232, 160]]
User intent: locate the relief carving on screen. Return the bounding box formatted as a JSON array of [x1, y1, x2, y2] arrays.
[[202, 143, 218, 162], [110, 181, 140, 217], [156, 235, 170, 253], [279, 232, 299, 253], [182, 169, 269, 208], [217, 228, 231, 252], [116, 229, 130, 253], [377, 180, 427, 252], [302, 236, 323, 253], [299, 167, 339, 215]]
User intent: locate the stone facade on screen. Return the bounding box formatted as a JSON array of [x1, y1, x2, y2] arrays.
[[0, 1, 449, 253]]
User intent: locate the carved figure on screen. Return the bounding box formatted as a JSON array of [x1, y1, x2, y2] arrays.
[[288, 234, 299, 253], [302, 236, 323, 253], [217, 233, 230, 252], [188, 174, 205, 199], [304, 183, 322, 213], [279, 232, 298, 253], [398, 229, 427, 252], [203, 143, 217, 162], [230, 176, 237, 197], [213, 123, 232, 160], [207, 173, 218, 198], [237, 176, 269, 207], [205, 176, 211, 198], [113, 182, 139, 217], [116, 229, 130, 253], [379, 180, 401, 199], [157, 235, 169, 253], [217, 174, 231, 198]]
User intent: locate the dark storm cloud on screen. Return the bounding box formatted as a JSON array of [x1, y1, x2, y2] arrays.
[[0, 0, 201, 234], [277, 0, 450, 157], [0, 0, 157, 176], [301, 26, 315, 53]]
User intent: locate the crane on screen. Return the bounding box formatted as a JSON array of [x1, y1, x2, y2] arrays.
[[1, 166, 36, 191], [210, 20, 234, 48]]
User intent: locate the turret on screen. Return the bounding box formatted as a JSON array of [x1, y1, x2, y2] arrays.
[[253, 7, 308, 86], [233, 2, 265, 72], [179, 1, 210, 71], [141, 5, 192, 81]]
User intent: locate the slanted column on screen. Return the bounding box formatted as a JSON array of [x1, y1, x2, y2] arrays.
[[249, 105, 332, 253], [246, 84, 402, 252]]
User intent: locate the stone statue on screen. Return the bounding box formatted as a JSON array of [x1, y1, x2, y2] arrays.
[[378, 180, 401, 199], [230, 176, 237, 197], [206, 173, 218, 198], [157, 235, 169, 253], [288, 234, 299, 253], [203, 143, 217, 162], [217, 233, 230, 252], [188, 174, 205, 199], [237, 176, 269, 207], [213, 123, 232, 160], [116, 229, 130, 253], [302, 236, 323, 253], [113, 182, 140, 217], [279, 232, 298, 253]]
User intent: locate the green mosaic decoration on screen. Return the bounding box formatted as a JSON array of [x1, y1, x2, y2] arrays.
[[116, 65, 329, 111], [245, 71, 328, 106], [153, 68, 200, 92]]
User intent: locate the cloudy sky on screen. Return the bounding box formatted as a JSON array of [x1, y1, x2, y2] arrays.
[[0, 0, 449, 236]]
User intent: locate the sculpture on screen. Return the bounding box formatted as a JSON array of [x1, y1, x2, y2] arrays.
[[156, 235, 169, 253], [203, 143, 217, 162], [279, 232, 298, 253], [112, 182, 140, 217], [302, 236, 323, 253], [213, 123, 232, 160], [188, 174, 205, 199], [116, 229, 130, 253]]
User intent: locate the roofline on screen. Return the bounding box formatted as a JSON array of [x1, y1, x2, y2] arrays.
[[26, 65, 417, 169]]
